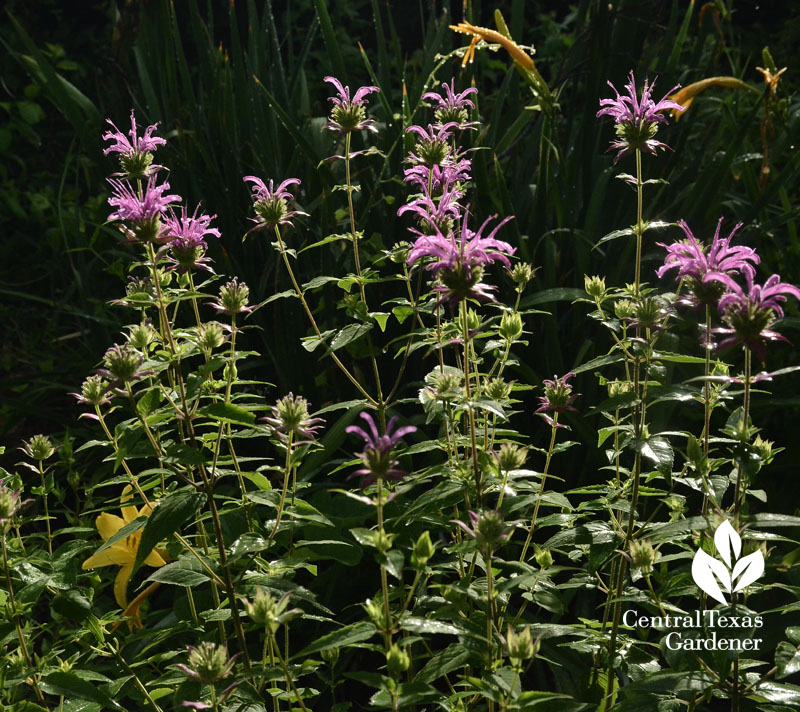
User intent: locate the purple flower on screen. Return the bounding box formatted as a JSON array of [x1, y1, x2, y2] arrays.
[[407, 211, 515, 304], [162, 205, 220, 273], [597, 71, 684, 162], [536, 373, 578, 426], [398, 180, 464, 233], [423, 79, 479, 130], [406, 122, 460, 168], [324, 76, 380, 133], [710, 272, 800, 360], [243, 176, 307, 237], [346, 412, 416, 487], [208, 278, 253, 316], [102, 110, 167, 178], [657, 219, 759, 307], [261, 393, 325, 445], [403, 159, 472, 192], [107, 176, 181, 243]]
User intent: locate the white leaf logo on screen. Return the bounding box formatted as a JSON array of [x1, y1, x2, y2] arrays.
[[691, 520, 765, 604]]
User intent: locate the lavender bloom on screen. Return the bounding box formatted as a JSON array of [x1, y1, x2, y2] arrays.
[[324, 76, 380, 133], [261, 393, 325, 445], [407, 212, 515, 304], [657, 219, 759, 307], [102, 110, 166, 178], [710, 272, 800, 360], [243, 176, 307, 238], [107, 176, 181, 243], [536, 373, 579, 427], [403, 159, 472, 192], [423, 79, 479, 130], [597, 71, 684, 162], [398, 180, 464, 234], [406, 122, 460, 168], [162, 205, 220, 273], [346, 412, 417, 487]]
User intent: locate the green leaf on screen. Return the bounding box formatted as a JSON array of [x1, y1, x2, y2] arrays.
[[133, 491, 206, 573], [635, 436, 674, 477], [776, 641, 800, 679], [595, 227, 635, 247], [370, 312, 390, 332], [299, 236, 349, 256], [293, 621, 377, 659], [41, 672, 121, 710], [414, 643, 473, 684], [330, 323, 373, 351], [196, 402, 256, 426], [147, 559, 210, 587], [400, 616, 464, 635]]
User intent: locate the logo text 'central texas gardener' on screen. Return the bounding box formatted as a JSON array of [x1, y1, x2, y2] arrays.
[[624, 520, 765, 652]]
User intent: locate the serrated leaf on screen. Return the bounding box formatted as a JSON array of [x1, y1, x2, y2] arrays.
[[41, 672, 121, 709], [776, 641, 800, 679], [330, 323, 373, 351]]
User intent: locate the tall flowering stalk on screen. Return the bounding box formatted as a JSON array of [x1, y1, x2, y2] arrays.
[[597, 72, 682, 710]]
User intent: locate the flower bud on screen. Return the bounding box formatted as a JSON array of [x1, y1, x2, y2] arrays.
[[389, 241, 412, 264], [633, 296, 664, 328], [373, 529, 393, 555], [411, 531, 435, 570], [23, 434, 55, 461], [0, 480, 21, 528], [497, 442, 527, 472], [433, 371, 462, 401], [485, 377, 512, 401], [614, 299, 635, 320], [79, 374, 110, 406], [752, 434, 776, 466], [103, 343, 143, 383], [509, 262, 535, 286], [179, 642, 236, 684], [607, 379, 632, 399], [198, 321, 226, 352], [217, 278, 250, 315], [363, 598, 386, 630], [629, 538, 657, 574], [467, 308, 481, 332], [506, 625, 537, 669], [499, 311, 523, 341], [386, 643, 411, 676], [127, 322, 158, 351], [473, 510, 509, 552], [584, 274, 607, 298], [321, 647, 340, 666], [533, 545, 553, 569]]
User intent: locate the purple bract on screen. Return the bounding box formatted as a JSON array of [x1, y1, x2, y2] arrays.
[[107, 176, 180, 243], [243, 176, 307, 237], [423, 79, 479, 130]]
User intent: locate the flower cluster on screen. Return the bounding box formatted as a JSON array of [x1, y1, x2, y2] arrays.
[[597, 71, 684, 162], [243, 176, 307, 237], [346, 412, 416, 487], [323, 76, 380, 134], [400, 79, 516, 303], [658, 219, 800, 360], [103, 111, 220, 265]]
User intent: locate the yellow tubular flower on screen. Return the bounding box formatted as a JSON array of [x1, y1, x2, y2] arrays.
[[82, 486, 168, 609], [450, 21, 534, 71], [668, 76, 759, 120]]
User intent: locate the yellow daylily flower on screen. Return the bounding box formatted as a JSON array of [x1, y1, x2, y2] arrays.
[[450, 20, 535, 71], [668, 76, 759, 120], [82, 486, 168, 609]]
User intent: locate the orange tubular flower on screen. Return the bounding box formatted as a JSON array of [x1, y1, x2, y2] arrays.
[[668, 76, 758, 120], [450, 21, 534, 71]]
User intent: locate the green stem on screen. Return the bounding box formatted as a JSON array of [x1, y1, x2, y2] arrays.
[[460, 300, 482, 504], [38, 461, 52, 556], [2, 535, 49, 708], [734, 347, 752, 519], [110, 641, 162, 712], [274, 226, 375, 404], [519, 414, 559, 563], [270, 431, 294, 539], [634, 148, 643, 296], [376, 475, 393, 651], [271, 633, 309, 712]]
